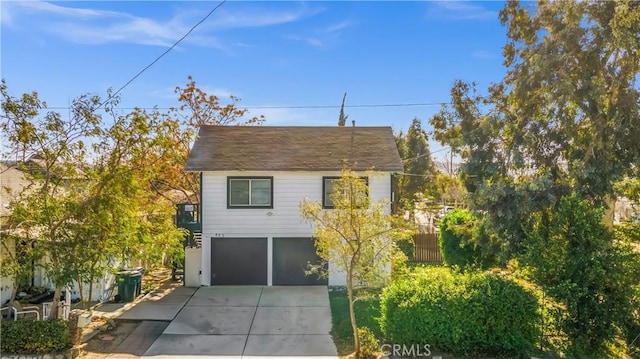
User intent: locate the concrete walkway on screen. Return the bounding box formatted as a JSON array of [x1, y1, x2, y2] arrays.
[[94, 285, 338, 358]]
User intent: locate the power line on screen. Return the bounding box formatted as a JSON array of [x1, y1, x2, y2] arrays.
[[96, 0, 227, 110], [48, 101, 449, 111]]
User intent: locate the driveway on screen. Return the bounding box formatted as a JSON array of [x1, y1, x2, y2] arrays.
[[98, 285, 338, 358]]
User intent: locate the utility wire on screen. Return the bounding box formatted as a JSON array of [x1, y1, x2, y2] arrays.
[[97, 0, 227, 110], [50, 101, 449, 111]]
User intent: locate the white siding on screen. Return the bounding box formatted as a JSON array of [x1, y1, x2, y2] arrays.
[[200, 171, 393, 286]]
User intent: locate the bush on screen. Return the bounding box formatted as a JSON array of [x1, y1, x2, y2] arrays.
[[522, 194, 640, 356], [438, 209, 476, 268], [0, 319, 69, 353], [380, 267, 541, 357], [357, 327, 380, 359], [396, 237, 415, 260]]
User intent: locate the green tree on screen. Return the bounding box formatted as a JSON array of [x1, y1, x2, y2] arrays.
[[156, 76, 264, 205], [338, 92, 348, 126], [1, 80, 103, 318], [523, 195, 640, 356], [393, 118, 437, 210], [431, 0, 640, 252], [301, 169, 414, 358], [430, 1, 640, 353]]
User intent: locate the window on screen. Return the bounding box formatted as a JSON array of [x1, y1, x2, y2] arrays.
[[323, 176, 368, 209], [228, 177, 273, 208]]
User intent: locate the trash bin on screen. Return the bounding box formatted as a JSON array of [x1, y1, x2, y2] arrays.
[[130, 270, 142, 297], [116, 271, 137, 302]]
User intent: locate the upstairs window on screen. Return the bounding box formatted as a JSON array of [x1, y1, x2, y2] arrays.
[[323, 176, 368, 209], [228, 177, 273, 208]]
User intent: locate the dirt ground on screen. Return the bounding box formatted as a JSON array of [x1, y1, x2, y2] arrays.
[[78, 268, 175, 358]]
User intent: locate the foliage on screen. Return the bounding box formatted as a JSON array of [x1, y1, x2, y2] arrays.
[[328, 288, 382, 356], [301, 169, 415, 358], [357, 327, 380, 359], [438, 209, 498, 269], [1, 76, 250, 313], [430, 0, 640, 254], [438, 209, 476, 268], [395, 237, 415, 261], [522, 194, 640, 356], [393, 118, 437, 211], [380, 267, 541, 358], [338, 92, 348, 126], [157, 75, 265, 204], [429, 2, 640, 355], [0, 319, 69, 353]]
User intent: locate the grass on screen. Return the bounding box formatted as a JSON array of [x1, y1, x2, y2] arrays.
[[328, 288, 382, 356]]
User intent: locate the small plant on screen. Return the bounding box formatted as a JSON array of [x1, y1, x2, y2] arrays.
[[1, 319, 69, 353], [358, 327, 380, 359]]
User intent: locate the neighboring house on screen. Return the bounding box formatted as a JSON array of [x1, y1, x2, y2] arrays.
[[185, 126, 403, 286], [0, 163, 30, 304]]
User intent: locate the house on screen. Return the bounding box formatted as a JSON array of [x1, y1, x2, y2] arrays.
[[184, 126, 403, 286]]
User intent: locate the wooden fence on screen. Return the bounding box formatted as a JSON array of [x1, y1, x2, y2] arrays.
[[410, 232, 443, 263]]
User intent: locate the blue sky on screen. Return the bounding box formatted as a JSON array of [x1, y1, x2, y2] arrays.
[[1, 1, 509, 156]]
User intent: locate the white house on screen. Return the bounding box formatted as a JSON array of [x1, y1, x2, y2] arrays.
[[184, 126, 403, 286]]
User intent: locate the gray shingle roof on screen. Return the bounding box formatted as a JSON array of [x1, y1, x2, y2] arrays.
[[185, 126, 404, 172]]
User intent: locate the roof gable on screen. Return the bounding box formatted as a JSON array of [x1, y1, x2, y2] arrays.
[[185, 126, 404, 172]]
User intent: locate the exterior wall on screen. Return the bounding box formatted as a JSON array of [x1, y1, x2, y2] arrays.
[[201, 170, 393, 286]]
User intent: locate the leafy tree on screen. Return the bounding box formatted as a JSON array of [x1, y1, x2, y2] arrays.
[[1, 80, 103, 318], [301, 169, 414, 358], [522, 195, 640, 356], [393, 118, 437, 210], [430, 0, 640, 252], [430, 1, 640, 353], [338, 92, 348, 126], [156, 76, 265, 204]]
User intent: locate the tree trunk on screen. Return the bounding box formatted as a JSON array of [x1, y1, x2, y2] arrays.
[[87, 278, 94, 310], [78, 276, 85, 309], [347, 269, 360, 359], [48, 285, 62, 320]]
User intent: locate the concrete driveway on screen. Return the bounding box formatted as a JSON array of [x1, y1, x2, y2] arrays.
[[129, 285, 338, 358]]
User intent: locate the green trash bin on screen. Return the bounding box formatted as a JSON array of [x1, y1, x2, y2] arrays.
[[131, 270, 142, 297], [116, 271, 137, 302]]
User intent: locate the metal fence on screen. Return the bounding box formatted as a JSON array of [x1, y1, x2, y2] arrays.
[[411, 233, 443, 263]]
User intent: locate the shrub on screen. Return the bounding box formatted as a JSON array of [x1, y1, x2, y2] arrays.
[[357, 327, 380, 359], [0, 319, 69, 354], [522, 194, 640, 356], [438, 209, 476, 268], [396, 237, 415, 260], [380, 267, 541, 357]]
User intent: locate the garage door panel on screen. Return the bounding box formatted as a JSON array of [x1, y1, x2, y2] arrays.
[[211, 237, 267, 285], [273, 237, 328, 285]]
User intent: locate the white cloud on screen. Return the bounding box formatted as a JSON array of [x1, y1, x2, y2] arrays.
[[285, 34, 324, 48], [428, 1, 496, 20], [212, 6, 322, 29], [321, 19, 354, 33], [2, 1, 322, 48]]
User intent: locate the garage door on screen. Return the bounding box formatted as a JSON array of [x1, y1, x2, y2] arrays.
[[273, 237, 328, 285], [211, 237, 267, 285]]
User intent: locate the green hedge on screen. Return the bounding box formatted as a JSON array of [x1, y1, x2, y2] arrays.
[[438, 209, 476, 268], [380, 267, 541, 358], [0, 319, 69, 354]]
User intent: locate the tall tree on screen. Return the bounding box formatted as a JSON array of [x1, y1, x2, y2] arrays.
[[338, 92, 348, 126], [394, 118, 437, 208], [156, 76, 265, 205], [301, 170, 414, 358], [431, 0, 640, 249], [430, 1, 640, 354]]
